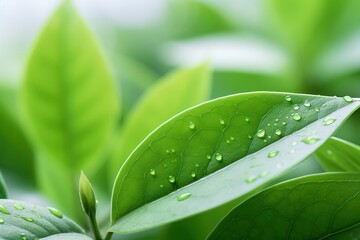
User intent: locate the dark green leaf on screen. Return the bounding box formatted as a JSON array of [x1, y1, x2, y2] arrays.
[[40, 233, 92, 240], [111, 93, 360, 233], [20, 1, 118, 217], [208, 173, 360, 239], [109, 64, 211, 182], [0, 199, 84, 240], [315, 137, 360, 172], [0, 173, 7, 199]]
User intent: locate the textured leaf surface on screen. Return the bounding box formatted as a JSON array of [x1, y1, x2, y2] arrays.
[[0, 200, 83, 240], [40, 233, 92, 240], [109, 64, 210, 182], [209, 173, 360, 240], [111, 92, 360, 233], [316, 137, 360, 172], [20, 1, 118, 173], [0, 173, 7, 199]]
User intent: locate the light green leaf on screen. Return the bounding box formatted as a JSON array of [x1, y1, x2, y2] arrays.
[[0, 173, 7, 199], [0, 199, 84, 240], [110, 92, 360, 233], [109, 64, 211, 182], [20, 1, 118, 218], [20, 1, 118, 174], [315, 137, 360, 172], [40, 233, 93, 240], [208, 172, 360, 239]]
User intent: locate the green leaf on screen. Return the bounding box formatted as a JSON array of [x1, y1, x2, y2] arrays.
[[0, 199, 84, 240], [208, 172, 360, 239], [315, 137, 360, 172], [20, 1, 118, 218], [110, 93, 360, 233], [0, 173, 7, 199], [109, 64, 211, 182], [20, 1, 118, 174], [40, 233, 93, 240]]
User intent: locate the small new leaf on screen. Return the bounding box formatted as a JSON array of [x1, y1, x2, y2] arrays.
[[79, 171, 97, 217]]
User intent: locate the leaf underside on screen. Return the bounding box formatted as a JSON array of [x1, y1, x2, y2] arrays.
[[0, 200, 83, 240], [40, 233, 93, 240], [208, 173, 360, 240], [110, 92, 360, 233]]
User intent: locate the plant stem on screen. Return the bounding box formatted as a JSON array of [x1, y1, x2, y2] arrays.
[[89, 212, 103, 240], [104, 232, 113, 240]]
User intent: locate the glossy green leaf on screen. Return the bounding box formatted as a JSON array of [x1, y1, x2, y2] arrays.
[[40, 233, 93, 240], [109, 64, 211, 182], [209, 172, 360, 239], [315, 137, 360, 172], [0, 199, 84, 240], [111, 93, 360, 233], [20, 1, 118, 174], [0, 173, 7, 199]]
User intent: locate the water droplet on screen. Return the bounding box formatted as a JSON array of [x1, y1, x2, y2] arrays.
[[293, 104, 300, 110], [160, 185, 164, 188], [219, 119, 225, 125], [206, 155, 211, 160], [267, 135, 272, 139], [0, 205, 10, 214], [304, 100, 311, 107], [13, 204, 24, 210], [323, 117, 336, 126], [264, 139, 268, 143], [293, 113, 302, 121], [0, 217, 4, 224], [256, 129, 266, 138], [315, 107, 320, 112], [215, 153, 223, 162], [20, 233, 27, 240], [171, 149, 176, 153], [47, 207, 63, 218], [191, 172, 196, 178], [188, 122, 195, 130], [22, 217, 34, 222], [259, 171, 268, 177], [195, 164, 199, 167], [327, 149, 333, 155], [245, 117, 250, 122], [246, 176, 257, 183], [230, 137, 235, 140], [226, 140, 230, 143], [268, 150, 279, 158], [248, 135, 253, 139], [292, 141, 297, 146], [164, 164, 167, 168], [275, 118, 279, 122], [290, 149, 295, 154], [36, 214, 42, 219], [285, 96, 292, 102], [282, 121, 287, 126], [177, 193, 192, 201], [343, 96, 353, 102], [149, 169, 156, 176], [302, 136, 321, 144], [168, 175, 175, 183], [275, 129, 282, 136], [267, 123, 271, 126], [165, 149, 170, 153]]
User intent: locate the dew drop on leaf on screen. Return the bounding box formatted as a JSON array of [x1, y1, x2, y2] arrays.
[[256, 129, 266, 138], [245, 117, 250, 122], [168, 175, 176, 183], [0, 205, 10, 215], [343, 96, 353, 102], [246, 176, 257, 183], [188, 121, 195, 130], [177, 193, 192, 201], [0, 216, 4, 224], [13, 204, 24, 210], [268, 150, 279, 158], [191, 172, 196, 178], [293, 113, 302, 121], [206, 155, 211, 160], [275, 129, 282, 136], [282, 121, 287, 126], [293, 104, 300, 110], [215, 153, 223, 162], [304, 100, 311, 107], [149, 169, 156, 176], [21, 217, 34, 222], [20, 233, 27, 240], [315, 107, 320, 112], [219, 119, 225, 125], [259, 171, 268, 177], [301, 136, 321, 144], [47, 207, 63, 218], [285, 95, 292, 102], [323, 117, 337, 126]]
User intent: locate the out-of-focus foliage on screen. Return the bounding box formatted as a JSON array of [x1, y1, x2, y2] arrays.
[[1, 0, 360, 239]]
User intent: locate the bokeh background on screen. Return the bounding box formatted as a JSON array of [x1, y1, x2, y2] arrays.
[[1, 0, 360, 239]]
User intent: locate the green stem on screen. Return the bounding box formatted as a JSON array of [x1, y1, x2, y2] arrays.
[[104, 232, 113, 240], [89, 212, 103, 240]]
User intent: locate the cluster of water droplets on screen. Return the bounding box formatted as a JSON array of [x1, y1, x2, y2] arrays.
[[0, 203, 63, 239]]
